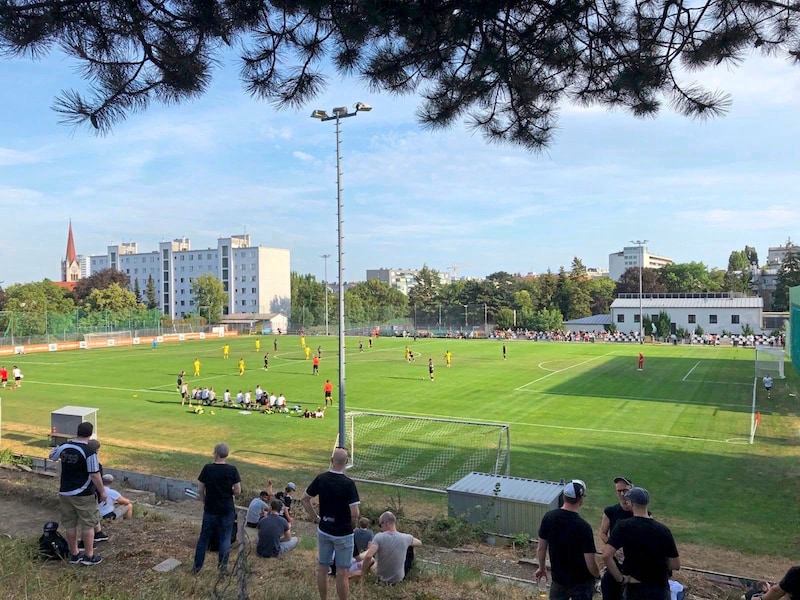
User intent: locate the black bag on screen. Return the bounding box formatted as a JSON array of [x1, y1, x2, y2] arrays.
[[208, 519, 238, 552], [39, 521, 70, 561]]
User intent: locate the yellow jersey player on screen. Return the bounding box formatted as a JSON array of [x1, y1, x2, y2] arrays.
[[445, 350, 452, 367], [223, 344, 230, 359], [238, 358, 245, 376], [304, 345, 311, 360], [193, 358, 201, 377], [255, 338, 261, 352]]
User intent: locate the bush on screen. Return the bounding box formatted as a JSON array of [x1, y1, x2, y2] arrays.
[[694, 325, 704, 336]]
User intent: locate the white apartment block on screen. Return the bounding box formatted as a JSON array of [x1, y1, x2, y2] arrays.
[[608, 245, 673, 281], [88, 234, 290, 320], [366, 268, 452, 295]]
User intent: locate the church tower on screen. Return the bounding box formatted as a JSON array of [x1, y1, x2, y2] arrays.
[[61, 220, 82, 282]]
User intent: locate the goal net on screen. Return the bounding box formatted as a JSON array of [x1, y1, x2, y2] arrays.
[[344, 412, 510, 492], [754, 344, 785, 379], [84, 331, 132, 346]]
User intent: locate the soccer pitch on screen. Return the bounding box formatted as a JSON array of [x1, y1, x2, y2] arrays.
[[1, 336, 798, 557]]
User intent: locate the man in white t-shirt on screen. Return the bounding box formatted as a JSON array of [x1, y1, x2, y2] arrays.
[[763, 375, 774, 398], [98, 474, 133, 520], [361, 511, 421, 583]]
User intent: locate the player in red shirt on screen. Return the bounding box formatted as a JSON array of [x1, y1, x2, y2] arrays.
[[312, 355, 320, 375], [637, 353, 644, 371], [324, 379, 333, 406], [0, 365, 7, 388]]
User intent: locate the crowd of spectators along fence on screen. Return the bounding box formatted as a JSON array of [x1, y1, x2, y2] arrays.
[[0, 309, 213, 348]]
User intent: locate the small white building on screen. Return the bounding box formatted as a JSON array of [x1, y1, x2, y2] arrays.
[[610, 294, 763, 335], [563, 314, 611, 333], [608, 245, 673, 281]]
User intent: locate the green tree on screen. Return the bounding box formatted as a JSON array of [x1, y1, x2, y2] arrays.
[[145, 274, 158, 310], [615, 267, 667, 295], [724, 248, 753, 293], [495, 307, 516, 330], [408, 265, 442, 321], [537, 271, 559, 311], [4, 280, 76, 335], [530, 308, 564, 332], [773, 250, 800, 311], [347, 280, 409, 323], [659, 262, 721, 293], [190, 274, 227, 323], [587, 278, 617, 315], [291, 272, 326, 326], [73, 268, 131, 304], [83, 283, 140, 313], [132, 278, 142, 303], [655, 310, 672, 338], [2, 0, 787, 150]]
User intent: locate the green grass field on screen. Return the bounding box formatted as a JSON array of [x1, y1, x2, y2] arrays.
[[1, 335, 798, 558]]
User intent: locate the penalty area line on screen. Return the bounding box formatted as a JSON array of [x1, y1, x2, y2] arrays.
[[347, 405, 732, 445], [682, 361, 701, 381], [515, 352, 615, 391], [515, 388, 750, 409]]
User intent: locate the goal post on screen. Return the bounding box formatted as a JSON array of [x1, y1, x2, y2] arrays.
[[754, 344, 785, 379], [344, 411, 510, 493]]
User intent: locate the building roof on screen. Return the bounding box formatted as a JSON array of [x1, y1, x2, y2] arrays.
[[611, 297, 763, 309], [220, 313, 282, 323], [564, 314, 612, 326], [53, 281, 77, 291], [65, 220, 77, 264], [447, 472, 564, 504]]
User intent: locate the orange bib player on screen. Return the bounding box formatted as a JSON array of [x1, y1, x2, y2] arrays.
[[324, 379, 333, 406], [637, 353, 644, 371], [312, 355, 320, 375]]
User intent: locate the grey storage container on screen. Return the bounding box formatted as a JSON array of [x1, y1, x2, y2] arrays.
[[447, 472, 564, 538], [50, 406, 98, 446]]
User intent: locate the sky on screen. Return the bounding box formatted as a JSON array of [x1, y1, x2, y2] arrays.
[[2, 43, 800, 287]]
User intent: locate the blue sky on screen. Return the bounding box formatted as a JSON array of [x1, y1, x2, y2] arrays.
[[2, 48, 800, 286]]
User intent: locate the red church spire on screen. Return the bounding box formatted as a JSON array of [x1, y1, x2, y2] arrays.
[[65, 220, 77, 263]]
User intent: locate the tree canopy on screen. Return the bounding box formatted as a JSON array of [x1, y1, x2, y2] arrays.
[[3, 0, 799, 150]]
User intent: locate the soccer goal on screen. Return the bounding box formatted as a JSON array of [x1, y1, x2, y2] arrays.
[[754, 344, 785, 379], [84, 331, 132, 347], [344, 412, 510, 493]]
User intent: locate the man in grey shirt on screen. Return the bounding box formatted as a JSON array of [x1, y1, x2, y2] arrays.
[[361, 511, 422, 583]]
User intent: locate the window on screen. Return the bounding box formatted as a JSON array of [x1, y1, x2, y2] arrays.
[[251, 276, 256, 282], [709, 314, 718, 324], [251, 288, 257, 293], [180, 300, 185, 306], [688, 314, 696, 324], [617, 314, 625, 323], [207, 253, 212, 260], [731, 315, 740, 324], [241, 299, 246, 306]]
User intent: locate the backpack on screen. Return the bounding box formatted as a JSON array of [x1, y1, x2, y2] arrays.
[[38, 522, 70, 561]]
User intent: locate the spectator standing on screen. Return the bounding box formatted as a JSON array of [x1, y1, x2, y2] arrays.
[[301, 448, 360, 600], [48, 421, 106, 565], [599, 476, 635, 600], [361, 511, 422, 583], [602, 487, 680, 600], [192, 443, 242, 574], [535, 479, 599, 600], [256, 498, 299, 558]]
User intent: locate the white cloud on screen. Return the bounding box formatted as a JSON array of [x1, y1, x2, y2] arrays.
[[293, 151, 314, 162], [0, 148, 43, 166]]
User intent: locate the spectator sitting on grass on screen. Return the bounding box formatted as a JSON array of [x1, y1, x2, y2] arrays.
[[256, 499, 299, 559], [354, 517, 373, 555], [98, 474, 133, 520]]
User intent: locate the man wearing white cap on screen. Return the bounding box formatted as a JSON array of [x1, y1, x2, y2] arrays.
[[602, 487, 680, 600], [535, 479, 600, 600], [98, 474, 133, 520]]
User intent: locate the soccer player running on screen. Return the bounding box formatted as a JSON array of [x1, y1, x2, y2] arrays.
[[263, 353, 269, 370], [428, 358, 435, 381], [763, 374, 773, 399]]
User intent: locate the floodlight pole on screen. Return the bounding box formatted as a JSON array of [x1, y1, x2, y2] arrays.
[[631, 239, 648, 343], [312, 103, 371, 448], [321, 253, 331, 336]]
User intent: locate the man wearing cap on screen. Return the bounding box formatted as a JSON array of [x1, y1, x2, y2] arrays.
[[275, 482, 296, 523], [599, 477, 635, 600], [536, 479, 600, 600], [98, 474, 133, 520], [602, 487, 680, 600]]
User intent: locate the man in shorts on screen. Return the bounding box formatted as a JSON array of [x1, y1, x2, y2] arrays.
[[302, 448, 360, 600], [324, 379, 333, 406], [98, 474, 133, 520], [763, 374, 773, 399], [49, 421, 106, 565], [0, 365, 7, 387]]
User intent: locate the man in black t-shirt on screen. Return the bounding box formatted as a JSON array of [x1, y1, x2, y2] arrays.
[[301, 448, 360, 600], [49, 421, 107, 566], [256, 499, 298, 558], [536, 479, 599, 600], [758, 566, 800, 600], [192, 443, 241, 574], [599, 476, 634, 600], [602, 487, 680, 600]]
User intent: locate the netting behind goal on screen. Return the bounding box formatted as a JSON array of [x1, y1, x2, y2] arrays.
[[344, 412, 510, 492], [754, 344, 785, 379]]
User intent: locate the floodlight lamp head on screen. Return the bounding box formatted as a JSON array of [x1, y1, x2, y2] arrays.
[[354, 102, 372, 112], [311, 109, 329, 119], [332, 106, 349, 116]]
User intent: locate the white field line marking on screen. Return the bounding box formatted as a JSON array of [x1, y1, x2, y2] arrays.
[[537, 361, 558, 372], [27, 381, 174, 395], [682, 361, 701, 381], [681, 379, 752, 387], [515, 352, 615, 391], [348, 405, 732, 445], [514, 388, 750, 409]]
